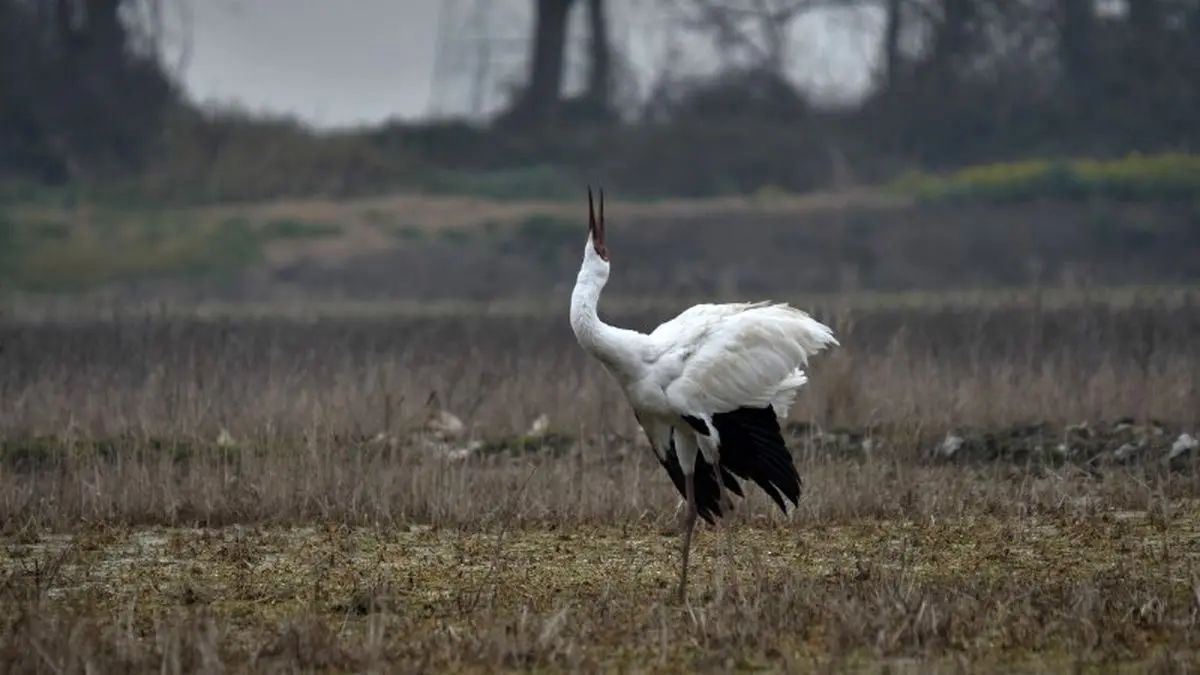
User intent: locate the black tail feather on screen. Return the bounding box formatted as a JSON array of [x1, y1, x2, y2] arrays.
[[712, 406, 802, 513], [658, 431, 744, 525], [657, 406, 802, 524]]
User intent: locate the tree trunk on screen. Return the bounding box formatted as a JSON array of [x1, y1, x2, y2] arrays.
[[518, 0, 577, 127], [1126, 0, 1164, 94], [1127, 0, 1163, 59], [936, 0, 973, 65], [584, 0, 610, 109], [88, 0, 127, 55], [54, 0, 125, 54], [909, 0, 973, 93], [881, 0, 903, 91], [1057, 0, 1093, 104], [1127, 0, 1162, 36]]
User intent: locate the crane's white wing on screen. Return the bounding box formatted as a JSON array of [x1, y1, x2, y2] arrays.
[[647, 301, 772, 346], [662, 303, 837, 416], [770, 368, 809, 419], [650, 302, 818, 419]]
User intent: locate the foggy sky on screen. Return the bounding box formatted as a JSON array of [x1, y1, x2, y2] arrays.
[[180, 0, 877, 130], [183, 0, 441, 127]]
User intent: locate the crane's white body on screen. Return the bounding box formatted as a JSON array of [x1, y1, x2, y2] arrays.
[[568, 187, 838, 602], [577, 299, 834, 471], [571, 248, 837, 473]]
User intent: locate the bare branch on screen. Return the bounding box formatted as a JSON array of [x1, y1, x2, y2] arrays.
[[668, 0, 875, 74]]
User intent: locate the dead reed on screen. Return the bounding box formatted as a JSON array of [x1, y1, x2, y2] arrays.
[[2, 297, 1199, 672], [3, 299, 1198, 439]]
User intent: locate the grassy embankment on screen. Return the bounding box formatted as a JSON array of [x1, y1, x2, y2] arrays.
[[1, 151, 1197, 296]]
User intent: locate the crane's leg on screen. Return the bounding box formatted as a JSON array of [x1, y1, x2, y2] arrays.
[[715, 461, 734, 517], [677, 471, 698, 604], [714, 460, 737, 592]]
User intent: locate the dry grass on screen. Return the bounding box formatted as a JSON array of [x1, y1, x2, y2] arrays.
[[3, 188, 905, 291], [9, 283, 1200, 324], [6, 194, 1197, 303], [5, 513, 1200, 672], [4, 297, 1198, 438], [192, 187, 906, 232], [2, 297, 1200, 672]]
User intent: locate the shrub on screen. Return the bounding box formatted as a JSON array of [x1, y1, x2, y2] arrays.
[[0, 212, 266, 292], [422, 165, 584, 202], [890, 152, 1200, 204]]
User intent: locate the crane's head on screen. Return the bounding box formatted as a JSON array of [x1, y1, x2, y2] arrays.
[[586, 186, 610, 263]]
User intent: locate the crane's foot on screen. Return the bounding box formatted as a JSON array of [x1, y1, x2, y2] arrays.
[[660, 498, 697, 536], [670, 583, 696, 609]]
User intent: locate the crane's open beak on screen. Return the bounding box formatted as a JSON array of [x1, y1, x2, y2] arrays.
[[587, 186, 609, 261]]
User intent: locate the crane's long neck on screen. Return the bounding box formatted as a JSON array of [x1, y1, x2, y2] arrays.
[[570, 265, 645, 380]]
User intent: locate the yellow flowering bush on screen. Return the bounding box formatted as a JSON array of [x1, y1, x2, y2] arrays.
[[890, 152, 1200, 203]]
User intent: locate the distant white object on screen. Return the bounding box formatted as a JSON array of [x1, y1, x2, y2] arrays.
[[1169, 433, 1198, 461], [569, 187, 838, 603], [1113, 443, 1137, 464], [525, 413, 550, 438], [216, 428, 236, 448], [426, 410, 466, 440], [938, 434, 964, 459], [443, 440, 483, 462]]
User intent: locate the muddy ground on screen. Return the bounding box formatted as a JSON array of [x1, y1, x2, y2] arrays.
[[4, 510, 1200, 672]]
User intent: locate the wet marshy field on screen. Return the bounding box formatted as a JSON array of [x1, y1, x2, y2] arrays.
[[3, 295, 1198, 438], [3, 296, 1200, 672]]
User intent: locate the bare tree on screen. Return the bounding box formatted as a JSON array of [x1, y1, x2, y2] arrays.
[[671, 0, 804, 74], [517, 0, 578, 125], [880, 0, 905, 90], [1056, 0, 1093, 104], [501, 0, 615, 129], [584, 0, 611, 107], [670, 0, 874, 76], [0, 0, 179, 181]]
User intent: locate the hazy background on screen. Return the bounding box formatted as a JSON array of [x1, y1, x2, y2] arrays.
[[184, 0, 444, 126], [181, 0, 879, 127], [0, 0, 1197, 307]]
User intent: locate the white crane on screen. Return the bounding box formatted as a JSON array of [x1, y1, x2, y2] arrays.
[[569, 187, 839, 603]]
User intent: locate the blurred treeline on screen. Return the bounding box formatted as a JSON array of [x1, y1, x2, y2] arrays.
[[1, 0, 1197, 203]]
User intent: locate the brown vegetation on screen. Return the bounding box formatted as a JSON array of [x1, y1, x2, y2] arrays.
[[9, 195, 1196, 303], [2, 297, 1200, 671], [306, 199, 1200, 303]]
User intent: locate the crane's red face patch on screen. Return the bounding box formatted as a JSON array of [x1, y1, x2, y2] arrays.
[[587, 186, 609, 262]]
